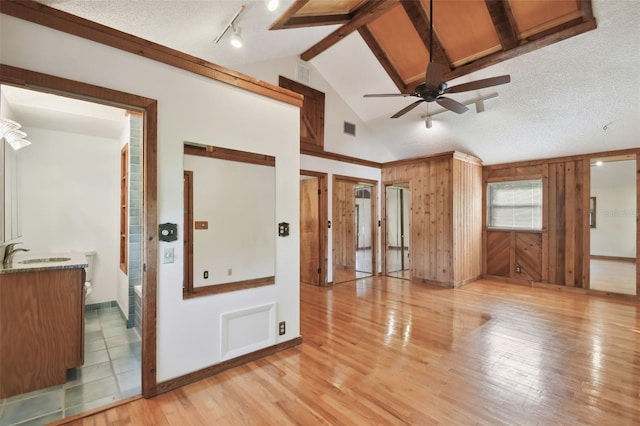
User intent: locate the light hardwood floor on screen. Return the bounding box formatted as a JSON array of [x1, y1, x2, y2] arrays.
[[63, 277, 640, 425]]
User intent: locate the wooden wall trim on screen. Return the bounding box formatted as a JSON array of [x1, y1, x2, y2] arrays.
[[590, 255, 636, 263], [301, 148, 382, 169], [484, 148, 640, 170], [183, 277, 275, 299], [155, 337, 302, 395], [0, 1, 303, 108], [184, 144, 276, 167], [383, 151, 455, 168]]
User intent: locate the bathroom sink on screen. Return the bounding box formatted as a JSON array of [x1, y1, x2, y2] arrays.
[[18, 257, 72, 264]]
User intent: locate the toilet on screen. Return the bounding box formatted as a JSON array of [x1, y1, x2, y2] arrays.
[[84, 251, 96, 297]]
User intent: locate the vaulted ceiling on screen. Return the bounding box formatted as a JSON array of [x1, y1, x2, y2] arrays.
[[3, 0, 638, 165], [272, 0, 596, 93]]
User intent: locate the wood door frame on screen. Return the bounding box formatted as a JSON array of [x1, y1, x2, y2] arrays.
[[0, 65, 159, 397], [300, 170, 328, 286], [333, 174, 378, 282], [183, 170, 194, 293]]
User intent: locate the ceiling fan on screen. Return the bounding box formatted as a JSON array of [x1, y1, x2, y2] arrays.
[[364, 0, 511, 118]]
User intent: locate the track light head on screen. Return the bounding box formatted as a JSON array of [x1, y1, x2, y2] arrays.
[[230, 25, 243, 48]]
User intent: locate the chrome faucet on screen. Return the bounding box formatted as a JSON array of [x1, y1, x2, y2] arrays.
[[2, 242, 30, 268]]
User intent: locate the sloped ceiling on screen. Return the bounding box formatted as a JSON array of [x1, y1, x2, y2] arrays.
[[4, 0, 640, 165], [273, 0, 596, 93]]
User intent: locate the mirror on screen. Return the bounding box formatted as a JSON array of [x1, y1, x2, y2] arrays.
[[183, 143, 276, 297]]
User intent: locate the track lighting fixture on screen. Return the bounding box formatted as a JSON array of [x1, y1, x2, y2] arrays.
[[0, 118, 31, 150], [230, 25, 243, 48], [214, 5, 245, 48]]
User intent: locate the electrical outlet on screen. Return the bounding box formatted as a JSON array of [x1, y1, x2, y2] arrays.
[[515, 264, 522, 274], [227, 268, 232, 276], [204, 270, 209, 279], [278, 321, 286, 336]]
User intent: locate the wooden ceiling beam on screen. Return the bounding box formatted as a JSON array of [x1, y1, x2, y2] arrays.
[[274, 14, 351, 29], [300, 0, 400, 62], [401, 0, 450, 68], [580, 0, 594, 21], [269, 0, 311, 30], [484, 0, 519, 50], [358, 26, 408, 93]]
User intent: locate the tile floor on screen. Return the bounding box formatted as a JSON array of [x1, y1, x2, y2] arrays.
[[0, 307, 141, 426]]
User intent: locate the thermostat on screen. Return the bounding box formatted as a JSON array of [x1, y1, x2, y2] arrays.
[[159, 223, 178, 242]]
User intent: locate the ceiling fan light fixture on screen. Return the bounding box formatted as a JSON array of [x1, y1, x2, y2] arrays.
[[425, 116, 433, 129]]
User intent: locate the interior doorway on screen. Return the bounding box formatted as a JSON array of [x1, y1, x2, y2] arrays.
[[385, 183, 411, 280], [300, 171, 328, 286], [333, 175, 377, 284], [0, 66, 158, 419], [589, 155, 637, 295]]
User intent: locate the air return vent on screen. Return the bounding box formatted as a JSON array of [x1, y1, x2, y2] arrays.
[[296, 63, 311, 85], [343, 121, 356, 136]]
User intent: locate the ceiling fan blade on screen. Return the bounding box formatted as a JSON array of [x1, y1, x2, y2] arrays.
[[425, 62, 445, 87], [391, 100, 425, 118], [364, 93, 413, 98], [446, 75, 511, 93], [436, 97, 469, 114]]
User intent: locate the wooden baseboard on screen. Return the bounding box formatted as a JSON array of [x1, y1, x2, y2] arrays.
[[482, 275, 638, 300], [590, 255, 636, 263], [452, 275, 483, 288], [155, 337, 302, 395]]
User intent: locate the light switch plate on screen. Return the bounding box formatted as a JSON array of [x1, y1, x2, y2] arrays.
[[163, 247, 174, 264]]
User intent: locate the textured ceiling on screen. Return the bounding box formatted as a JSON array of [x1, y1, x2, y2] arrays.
[[9, 0, 640, 164]]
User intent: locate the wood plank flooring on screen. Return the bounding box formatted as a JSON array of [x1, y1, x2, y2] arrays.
[[63, 277, 640, 425]]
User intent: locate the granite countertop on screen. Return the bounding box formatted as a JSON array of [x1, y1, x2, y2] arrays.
[[0, 251, 88, 275]]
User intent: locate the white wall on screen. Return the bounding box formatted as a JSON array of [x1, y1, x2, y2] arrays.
[[301, 154, 381, 282], [591, 160, 637, 258], [1, 14, 300, 382], [236, 57, 396, 163], [18, 126, 121, 305]]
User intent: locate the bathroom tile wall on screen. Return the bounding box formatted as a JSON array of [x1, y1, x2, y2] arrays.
[[128, 115, 143, 329]]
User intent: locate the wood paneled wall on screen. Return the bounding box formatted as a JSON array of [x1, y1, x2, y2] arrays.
[[483, 148, 639, 293], [382, 152, 482, 287]]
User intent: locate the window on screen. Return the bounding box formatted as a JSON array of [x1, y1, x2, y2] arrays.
[[487, 179, 542, 230]]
